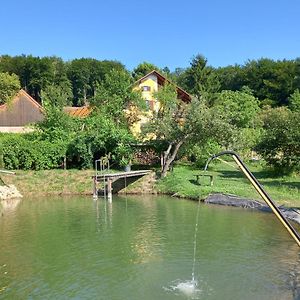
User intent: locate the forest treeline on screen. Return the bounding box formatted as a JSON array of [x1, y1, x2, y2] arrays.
[[1, 54, 300, 107], [0, 54, 299, 175]]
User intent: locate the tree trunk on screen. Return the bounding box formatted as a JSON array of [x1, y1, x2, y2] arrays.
[[161, 139, 185, 178], [161, 143, 173, 171]]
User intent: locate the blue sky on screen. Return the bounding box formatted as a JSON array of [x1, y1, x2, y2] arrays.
[[0, 0, 299, 70]]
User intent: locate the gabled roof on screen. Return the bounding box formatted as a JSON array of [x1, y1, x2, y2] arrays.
[[0, 89, 44, 113], [0, 89, 45, 128], [63, 106, 93, 118], [134, 70, 192, 103]]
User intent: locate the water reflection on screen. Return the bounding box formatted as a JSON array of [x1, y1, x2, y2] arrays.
[[0, 198, 22, 216], [94, 198, 113, 230], [0, 195, 299, 299]]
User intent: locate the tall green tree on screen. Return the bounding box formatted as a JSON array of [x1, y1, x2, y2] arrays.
[[214, 89, 260, 128], [0, 72, 20, 104], [142, 83, 228, 177], [288, 89, 300, 112], [213, 89, 261, 152], [179, 54, 220, 105], [132, 62, 160, 80], [243, 58, 299, 106], [41, 84, 73, 109], [256, 107, 300, 173], [0, 55, 71, 102], [67, 58, 125, 106], [216, 64, 245, 92], [91, 69, 144, 126]]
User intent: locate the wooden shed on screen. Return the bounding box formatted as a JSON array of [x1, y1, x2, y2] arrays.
[[0, 89, 44, 133]]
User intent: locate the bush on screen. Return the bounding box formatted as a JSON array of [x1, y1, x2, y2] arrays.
[[67, 135, 93, 169], [1, 134, 67, 170], [189, 140, 222, 168], [0, 112, 136, 170], [233, 127, 262, 158], [255, 107, 300, 173]]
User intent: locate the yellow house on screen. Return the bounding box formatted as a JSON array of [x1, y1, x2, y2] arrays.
[[130, 70, 192, 136]]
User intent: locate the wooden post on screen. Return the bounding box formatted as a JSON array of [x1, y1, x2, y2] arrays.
[[107, 178, 113, 203], [160, 153, 164, 172], [93, 177, 98, 199]]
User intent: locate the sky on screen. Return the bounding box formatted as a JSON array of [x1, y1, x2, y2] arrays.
[[0, 0, 299, 71]]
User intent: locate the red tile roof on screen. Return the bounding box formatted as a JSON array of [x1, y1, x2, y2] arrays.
[[63, 106, 92, 117]]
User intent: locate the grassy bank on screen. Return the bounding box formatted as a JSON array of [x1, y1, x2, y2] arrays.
[[1, 169, 94, 196], [1, 161, 299, 207], [156, 162, 300, 207]]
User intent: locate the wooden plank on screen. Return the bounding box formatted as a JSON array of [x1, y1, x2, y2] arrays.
[[0, 170, 16, 175], [94, 170, 151, 181]]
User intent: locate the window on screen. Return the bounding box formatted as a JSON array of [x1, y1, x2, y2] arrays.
[[142, 86, 151, 91]]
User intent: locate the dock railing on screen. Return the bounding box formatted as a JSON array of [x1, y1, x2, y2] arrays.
[[94, 156, 110, 199]]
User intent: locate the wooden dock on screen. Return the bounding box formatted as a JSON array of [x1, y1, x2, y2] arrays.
[[92, 170, 151, 202]]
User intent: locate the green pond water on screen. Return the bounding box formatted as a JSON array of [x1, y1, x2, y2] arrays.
[[0, 195, 299, 300]]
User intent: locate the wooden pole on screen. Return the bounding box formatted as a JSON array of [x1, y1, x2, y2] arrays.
[[93, 177, 98, 199], [107, 178, 112, 203], [207, 151, 300, 247]]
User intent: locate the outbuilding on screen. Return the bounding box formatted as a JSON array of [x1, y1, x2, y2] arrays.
[[0, 89, 44, 133]]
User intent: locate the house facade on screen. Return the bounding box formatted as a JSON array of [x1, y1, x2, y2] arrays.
[[0, 89, 44, 133], [131, 70, 192, 136]]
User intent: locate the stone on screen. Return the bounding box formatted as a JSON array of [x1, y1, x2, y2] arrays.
[[0, 184, 23, 200]]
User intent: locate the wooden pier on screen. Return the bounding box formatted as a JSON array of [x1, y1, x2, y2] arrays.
[[92, 170, 151, 202]]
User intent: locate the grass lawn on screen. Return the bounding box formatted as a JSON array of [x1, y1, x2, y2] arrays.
[[156, 161, 300, 207], [1, 169, 95, 196], [1, 161, 299, 207]]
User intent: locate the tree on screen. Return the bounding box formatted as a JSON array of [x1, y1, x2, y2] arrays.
[[91, 69, 144, 126], [243, 58, 299, 106], [0, 55, 72, 102], [288, 89, 300, 111], [67, 58, 125, 106], [214, 89, 260, 128], [0, 72, 20, 104], [41, 84, 73, 109], [256, 107, 300, 173], [212, 89, 261, 153], [179, 54, 220, 105], [216, 64, 245, 92], [142, 83, 228, 177], [132, 62, 160, 80], [170, 67, 187, 84], [36, 103, 77, 143]]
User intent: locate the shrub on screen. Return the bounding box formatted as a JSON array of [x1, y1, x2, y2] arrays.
[[188, 140, 222, 168], [1, 134, 67, 170], [255, 107, 300, 173]]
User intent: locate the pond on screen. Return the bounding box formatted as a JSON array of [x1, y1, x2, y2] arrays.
[[0, 195, 299, 299]]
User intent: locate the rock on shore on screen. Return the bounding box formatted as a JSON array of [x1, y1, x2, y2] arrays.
[[0, 184, 23, 200]]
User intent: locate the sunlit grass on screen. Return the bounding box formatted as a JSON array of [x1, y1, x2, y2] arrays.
[[1, 169, 95, 196], [156, 161, 300, 207], [1, 162, 299, 207]]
